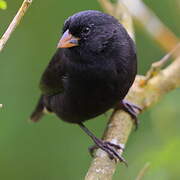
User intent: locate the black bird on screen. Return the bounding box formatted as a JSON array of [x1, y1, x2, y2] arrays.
[[30, 10, 140, 163]]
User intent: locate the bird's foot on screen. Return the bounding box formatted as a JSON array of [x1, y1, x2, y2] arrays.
[[78, 122, 127, 165], [117, 100, 142, 130], [88, 142, 124, 156], [88, 139, 127, 165]]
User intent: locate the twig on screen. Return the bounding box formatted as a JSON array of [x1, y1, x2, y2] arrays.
[[114, 1, 135, 40], [0, 0, 33, 52], [0, 0, 33, 107], [141, 43, 180, 86], [135, 162, 151, 180]]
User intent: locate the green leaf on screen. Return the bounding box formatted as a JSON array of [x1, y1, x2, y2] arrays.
[[0, 0, 7, 10]]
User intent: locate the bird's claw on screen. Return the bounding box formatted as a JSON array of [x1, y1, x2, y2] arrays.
[[88, 141, 124, 156], [88, 139, 127, 166], [118, 100, 142, 130], [79, 123, 127, 165]]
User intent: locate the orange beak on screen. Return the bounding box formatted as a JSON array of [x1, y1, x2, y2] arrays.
[[57, 29, 80, 48]]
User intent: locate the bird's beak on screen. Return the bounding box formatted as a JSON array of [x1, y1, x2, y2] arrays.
[[57, 29, 80, 48]]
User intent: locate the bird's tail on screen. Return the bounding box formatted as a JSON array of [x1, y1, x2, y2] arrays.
[[30, 95, 45, 122]]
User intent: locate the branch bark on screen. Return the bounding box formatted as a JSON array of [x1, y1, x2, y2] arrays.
[[85, 53, 180, 180], [98, 0, 135, 40], [0, 0, 33, 52], [120, 0, 179, 52], [0, 0, 33, 107], [85, 0, 180, 179]]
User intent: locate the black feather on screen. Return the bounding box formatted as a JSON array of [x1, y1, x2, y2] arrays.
[[30, 95, 44, 122], [31, 10, 137, 124], [30, 10, 138, 162]]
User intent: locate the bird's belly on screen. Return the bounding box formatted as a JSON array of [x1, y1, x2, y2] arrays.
[[52, 79, 123, 123]]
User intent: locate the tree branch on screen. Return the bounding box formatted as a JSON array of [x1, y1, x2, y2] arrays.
[[120, 0, 179, 52], [99, 0, 179, 53], [85, 52, 180, 180], [0, 0, 33, 52], [0, 0, 33, 107], [142, 43, 180, 85], [98, 0, 135, 40], [85, 0, 180, 179]]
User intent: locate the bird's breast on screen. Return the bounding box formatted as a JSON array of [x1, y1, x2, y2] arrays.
[[61, 65, 122, 120], [54, 57, 136, 123]]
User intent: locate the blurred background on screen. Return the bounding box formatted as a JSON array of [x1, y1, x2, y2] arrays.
[[0, 0, 179, 179]]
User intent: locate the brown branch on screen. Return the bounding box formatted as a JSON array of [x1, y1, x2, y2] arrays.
[[0, 0, 33, 52], [99, 0, 179, 53], [120, 0, 179, 52], [85, 0, 180, 179], [97, 0, 114, 15], [0, 0, 33, 107], [98, 0, 135, 40], [141, 43, 180, 85], [85, 53, 180, 180]]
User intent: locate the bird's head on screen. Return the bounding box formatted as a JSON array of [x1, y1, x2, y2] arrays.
[[57, 10, 123, 60]]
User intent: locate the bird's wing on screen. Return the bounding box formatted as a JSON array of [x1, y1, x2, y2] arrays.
[[39, 49, 66, 95]]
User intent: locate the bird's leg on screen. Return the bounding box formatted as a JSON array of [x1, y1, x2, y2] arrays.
[[78, 122, 127, 165], [117, 100, 142, 130]]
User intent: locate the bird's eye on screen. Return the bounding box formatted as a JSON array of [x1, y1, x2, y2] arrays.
[[81, 27, 91, 35]]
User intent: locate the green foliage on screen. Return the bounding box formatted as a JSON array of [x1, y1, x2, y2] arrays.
[[0, 0, 7, 10]]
